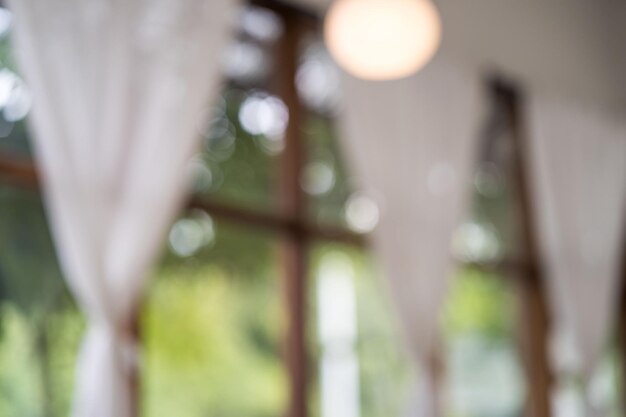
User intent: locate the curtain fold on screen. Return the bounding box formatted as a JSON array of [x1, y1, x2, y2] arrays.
[[527, 95, 626, 412], [9, 1, 238, 416], [338, 58, 485, 416]]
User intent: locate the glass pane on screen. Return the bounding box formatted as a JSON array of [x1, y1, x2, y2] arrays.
[[0, 182, 83, 417], [302, 115, 356, 231], [453, 116, 524, 265], [308, 242, 413, 417], [442, 268, 526, 417], [295, 37, 351, 231], [297, 39, 379, 236], [142, 216, 288, 417], [191, 5, 285, 213], [551, 342, 623, 417], [585, 348, 622, 417], [0, 7, 33, 156]]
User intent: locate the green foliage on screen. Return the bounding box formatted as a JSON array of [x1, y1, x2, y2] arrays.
[[0, 35, 32, 156], [0, 185, 83, 417], [303, 115, 354, 228], [443, 269, 516, 341], [0, 34, 16, 72], [0, 302, 83, 417], [0, 304, 43, 417], [197, 89, 280, 211], [142, 262, 287, 417], [0, 186, 67, 318]]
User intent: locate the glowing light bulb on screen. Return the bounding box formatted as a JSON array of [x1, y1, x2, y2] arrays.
[[324, 0, 442, 81]]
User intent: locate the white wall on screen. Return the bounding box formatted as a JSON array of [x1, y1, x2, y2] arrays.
[[288, 0, 626, 110]]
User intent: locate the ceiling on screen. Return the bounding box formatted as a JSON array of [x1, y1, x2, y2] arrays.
[[285, 0, 330, 12], [281, 0, 626, 110]]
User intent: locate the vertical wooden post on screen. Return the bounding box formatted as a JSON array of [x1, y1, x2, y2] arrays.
[[281, 236, 308, 417], [129, 309, 141, 417], [428, 345, 445, 417], [492, 80, 553, 417], [516, 270, 553, 417], [275, 10, 308, 417]]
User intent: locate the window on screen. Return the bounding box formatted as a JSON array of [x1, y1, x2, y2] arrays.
[[0, 3, 621, 417], [0, 3, 408, 417]]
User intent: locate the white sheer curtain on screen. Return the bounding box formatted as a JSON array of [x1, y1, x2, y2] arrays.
[[9, 1, 238, 416], [338, 58, 485, 417], [527, 95, 626, 416]]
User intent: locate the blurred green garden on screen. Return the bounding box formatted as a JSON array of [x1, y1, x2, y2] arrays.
[[0, 185, 523, 417]]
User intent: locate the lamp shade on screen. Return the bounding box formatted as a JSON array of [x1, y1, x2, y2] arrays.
[[324, 0, 442, 81]]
